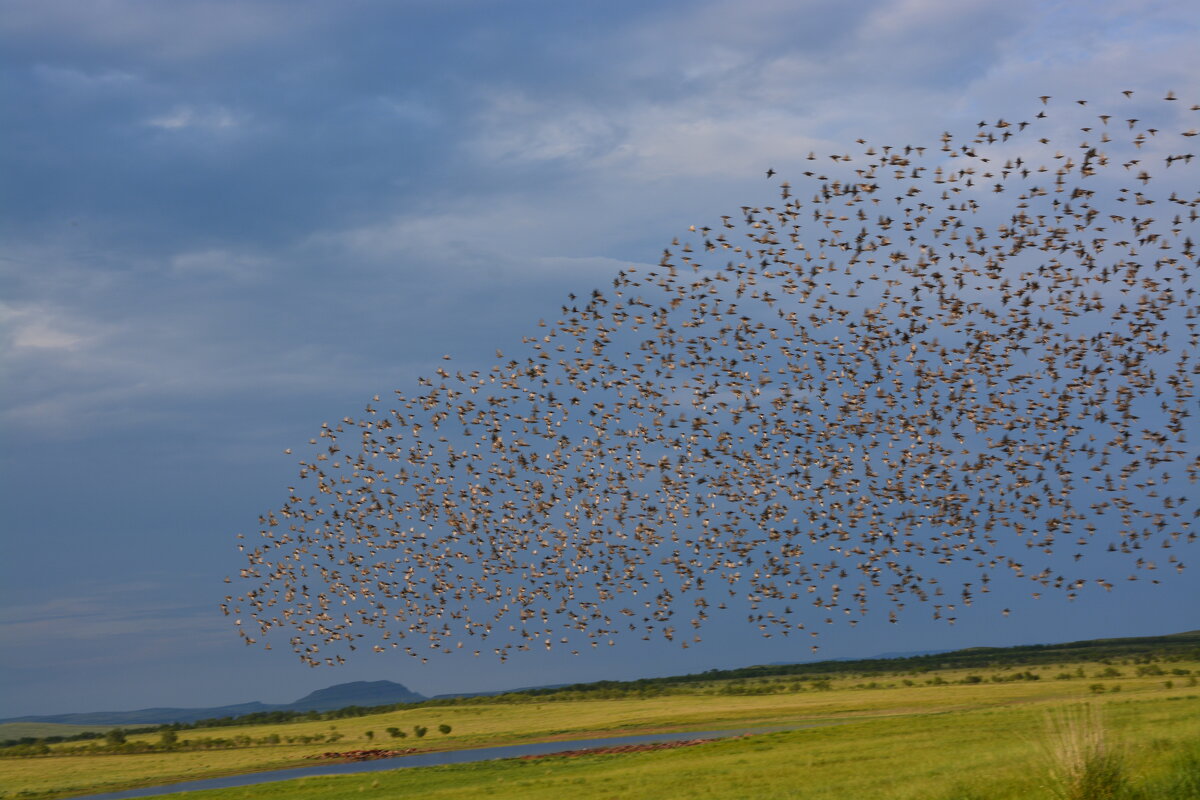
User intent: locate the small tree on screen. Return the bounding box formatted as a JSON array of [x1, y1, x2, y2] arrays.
[[159, 729, 178, 747], [413, 725, 427, 738], [365, 730, 374, 741], [105, 729, 126, 747], [438, 724, 452, 735], [386, 727, 405, 739]]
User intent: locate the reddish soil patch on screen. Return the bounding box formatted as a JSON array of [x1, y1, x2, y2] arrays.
[[304, 734, 742, 764], [304, 747, 421, 761], [518, 736, 728, 760]]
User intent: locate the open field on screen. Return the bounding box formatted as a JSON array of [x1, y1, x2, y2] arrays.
[[2, 651, 1197, 800], [169, 697, 1200, 800]]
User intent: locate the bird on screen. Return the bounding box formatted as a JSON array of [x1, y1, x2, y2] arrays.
[[231, 90, 1200, 667]]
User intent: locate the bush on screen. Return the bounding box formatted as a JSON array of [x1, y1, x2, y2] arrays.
[[1041, 704, 1128, 800], [438, 724, 452, 735], [413, 725, 428, 738]]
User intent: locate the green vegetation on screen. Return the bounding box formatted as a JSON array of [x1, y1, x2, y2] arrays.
[[1, 632, 1198, 799], [17, 695, 1189, 800]]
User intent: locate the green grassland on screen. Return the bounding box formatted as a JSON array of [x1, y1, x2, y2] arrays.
[[169, 698, 1200, 800], [2, 635, 1198, 799]]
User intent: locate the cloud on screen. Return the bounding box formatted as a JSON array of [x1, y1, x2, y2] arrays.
[[29, 64, 143, 91], [2, 302, 92, 351], [0, 582, 233, 672], [470, 92, 623, 164], [168, 248, 273, 279], [0, 0, 330, 62], [146, 105, 240, 131]]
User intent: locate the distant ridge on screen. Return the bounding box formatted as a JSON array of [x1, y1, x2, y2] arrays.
[[6, 631, 1197, 726], [0, 680, 425, 727], [432, 683, 575, 700], [432, 630, 1200, 701]]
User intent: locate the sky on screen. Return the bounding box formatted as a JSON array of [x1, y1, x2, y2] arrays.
[[2, 0, 1199, 719]]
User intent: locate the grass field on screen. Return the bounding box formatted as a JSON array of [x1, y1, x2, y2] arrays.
[[2, 655, 1197, 800], [170, 698, 1200, 800]]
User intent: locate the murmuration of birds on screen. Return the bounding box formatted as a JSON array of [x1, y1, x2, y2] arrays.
[[230, 92, 1198, 666]]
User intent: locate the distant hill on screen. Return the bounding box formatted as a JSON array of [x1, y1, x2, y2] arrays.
[[6, 631, 1198, 728], [762, 649, 951, 666], [432, 683, 575, 700], [438, 630, 1200, 702], [287, 681, 424, 711], [0, 680, 425, 727], [0, 722, 117, 740]]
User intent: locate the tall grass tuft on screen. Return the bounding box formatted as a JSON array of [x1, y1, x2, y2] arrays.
[[1041, 703, 1127, 800], [1133, 740, 1200, 800]]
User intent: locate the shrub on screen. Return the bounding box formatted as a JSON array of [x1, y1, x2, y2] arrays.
[[413, 725, 428, 738], [1041, 704, 1127, 800], [438, 724, 452, 735]]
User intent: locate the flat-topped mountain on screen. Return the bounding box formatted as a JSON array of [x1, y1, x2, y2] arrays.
[[288, 680, 424, 711], [1, 680, 425, 727]]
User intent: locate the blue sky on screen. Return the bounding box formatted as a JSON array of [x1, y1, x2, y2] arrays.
[[2, 0, 1198, 718]]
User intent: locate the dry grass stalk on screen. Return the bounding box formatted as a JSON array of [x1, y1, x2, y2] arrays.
[[1042, 703, 1127, 800]]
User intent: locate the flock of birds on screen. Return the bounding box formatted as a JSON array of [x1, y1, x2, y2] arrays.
[[230, 91, 1198, 666]]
